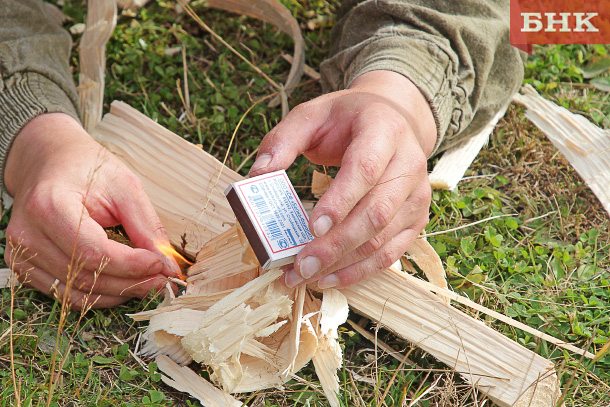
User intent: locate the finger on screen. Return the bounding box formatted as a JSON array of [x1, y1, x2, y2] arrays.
[[316, 227, 421, 289], [294, 151, 429, 280], [308, 110, 406, 239], [9, 225, 169, 297], [106, 173, 181, 276], [14, 264, 129, 310], [317, 197, 429, 275], [41, 200, 170, 279], [248, 99, 333, 176]]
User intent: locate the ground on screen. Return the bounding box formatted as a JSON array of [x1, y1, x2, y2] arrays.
[[1, 1, 610, 406]]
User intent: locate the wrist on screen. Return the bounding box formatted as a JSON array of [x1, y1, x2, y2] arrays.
[[5, 113, 94, 196], [349, 70, 437, 156]]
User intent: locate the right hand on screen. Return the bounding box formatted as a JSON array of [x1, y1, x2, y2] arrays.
[[4, 113, 179, 310]]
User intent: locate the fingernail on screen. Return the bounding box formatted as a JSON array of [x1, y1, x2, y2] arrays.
[[313, 215, 333, 237], [250, 153, 272, 174], [318, 273, 339, 289], [300, 256, 321, 279], [285, 268, 304, 288]]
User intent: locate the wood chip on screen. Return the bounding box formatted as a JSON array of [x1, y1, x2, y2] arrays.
[[311, 170, 333, 199], [156, 355, 243, 407]]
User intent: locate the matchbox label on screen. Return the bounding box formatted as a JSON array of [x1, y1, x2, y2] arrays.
[[239, 172, 313, 254], [510, 1, 610, 53]]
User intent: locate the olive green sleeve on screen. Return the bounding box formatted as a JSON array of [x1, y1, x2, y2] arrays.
[[0, 0, 80, 193], [320, 0, 524, 155]]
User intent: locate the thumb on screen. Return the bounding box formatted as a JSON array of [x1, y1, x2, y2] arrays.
[[249, 100, 329, 176], [112, 175, 181, 277]]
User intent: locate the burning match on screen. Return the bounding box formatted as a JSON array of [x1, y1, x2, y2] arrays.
[[154, 241, 193, 281]]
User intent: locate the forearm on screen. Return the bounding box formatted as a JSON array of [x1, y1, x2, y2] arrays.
[[321, 0, 524, 154], [0, 0, 80, 194]]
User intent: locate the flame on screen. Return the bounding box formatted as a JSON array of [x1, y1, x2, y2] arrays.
[[155, 241, 193, 281]]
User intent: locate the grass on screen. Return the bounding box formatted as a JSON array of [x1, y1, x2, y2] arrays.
[[1, 1, 610, 406]]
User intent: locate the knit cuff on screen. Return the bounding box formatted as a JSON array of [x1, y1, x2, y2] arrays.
[[0, 72, 80, 196]]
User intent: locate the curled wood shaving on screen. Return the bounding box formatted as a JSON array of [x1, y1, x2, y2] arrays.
[[78, 0, 116, 132]]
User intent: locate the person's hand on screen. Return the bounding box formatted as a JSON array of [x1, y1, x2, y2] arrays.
[[4, 113, 179, 309], [249, 70, 437, 289]]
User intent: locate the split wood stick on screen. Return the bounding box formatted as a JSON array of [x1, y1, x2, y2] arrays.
[[78, 0, 116, 132], [340, 266, 559, 407], [514, 85, 610, 218], [429, 103, 510, 191], [407, 274, 594, 359], [100, 102, 559, 405]]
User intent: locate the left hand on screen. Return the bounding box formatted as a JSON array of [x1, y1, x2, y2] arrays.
[[249, 70, 437, 289]]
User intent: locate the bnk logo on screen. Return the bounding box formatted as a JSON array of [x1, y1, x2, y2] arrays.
[[510, 1, 610, 53], [521, 13, 599, 32]]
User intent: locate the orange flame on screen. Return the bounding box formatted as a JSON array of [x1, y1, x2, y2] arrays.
[[155, 242, 193, 281]]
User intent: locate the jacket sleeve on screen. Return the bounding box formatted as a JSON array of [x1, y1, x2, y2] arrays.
[[320, 0, 524, 154], [0, 0, 80, 192]]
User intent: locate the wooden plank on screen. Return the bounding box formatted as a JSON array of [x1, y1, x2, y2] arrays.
[[92, 101, 243, 256], [429, 103, 510, 191], [98, 103, 561, 406], [78, 0, 116, 132], [514, 85, 610, 217], [340, 266, 560, 407]]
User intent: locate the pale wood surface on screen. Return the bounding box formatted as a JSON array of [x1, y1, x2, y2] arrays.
[[514, 85, 610, 217], [103, 103, 560, 406], [78, 0, 116, 132], [429, 103, 510, 191], [93, 101, 243, 256], [341, 266, 560, 407]]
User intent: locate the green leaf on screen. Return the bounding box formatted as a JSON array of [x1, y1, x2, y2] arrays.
[[119, 365, 137, 381], [92, 356, 116, 365], [590, 77, 610, 92], [582, 57, 610, 78], [149, 390, 165, 403], [13, 309, 27, 321]]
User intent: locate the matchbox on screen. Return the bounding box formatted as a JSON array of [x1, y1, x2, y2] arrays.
[[224, 170, 314, 269]]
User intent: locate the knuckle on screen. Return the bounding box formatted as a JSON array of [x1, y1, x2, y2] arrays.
[[383, 111, 408, 134], [122, 171, 144, 192], [290, 102, 310, 116], [324, 236, 349, 264], [356, 156, 382, 188], [23, 187, 50, 216], [410, 151, 429, 175], [356, 232, 386, 259], [71, 271, 94, 292], [366, 199, 394, 234], [77, 243, 104, 270], [375, 247, 398, 270]]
